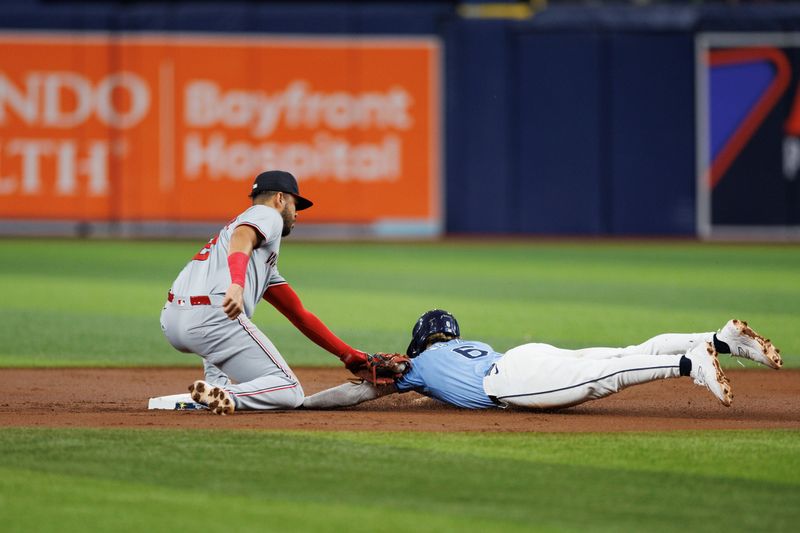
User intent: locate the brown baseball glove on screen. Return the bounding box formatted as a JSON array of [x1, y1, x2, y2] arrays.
[[362, 352, 411, 385]]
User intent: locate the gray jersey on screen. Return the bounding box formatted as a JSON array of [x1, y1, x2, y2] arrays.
[[170, 205, 286, 318]]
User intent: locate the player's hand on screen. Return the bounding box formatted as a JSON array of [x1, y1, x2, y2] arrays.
[[363, 352, 411, 385], [340, 350, 369, 375], [222, 283, 245, 320]]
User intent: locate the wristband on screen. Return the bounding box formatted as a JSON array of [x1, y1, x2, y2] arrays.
[[227, 252, 249, 287]]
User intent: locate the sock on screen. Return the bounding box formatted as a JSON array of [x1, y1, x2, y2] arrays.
[[713, 334, 731, 354], [679, 355, 692, 377]]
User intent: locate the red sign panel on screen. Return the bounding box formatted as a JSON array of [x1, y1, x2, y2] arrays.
[[0, 32, 441, 230]]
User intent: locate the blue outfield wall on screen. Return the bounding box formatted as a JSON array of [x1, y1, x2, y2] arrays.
[[607, 32, 696, 236], [514, 31, 607, 235], [3, 2, 800, 236], [445, 19, 697, 235], [447, 5, 800, 236]]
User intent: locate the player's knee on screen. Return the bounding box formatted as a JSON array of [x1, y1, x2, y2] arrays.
[[288, 383, 305, 408], [274, 382, 304, 409]]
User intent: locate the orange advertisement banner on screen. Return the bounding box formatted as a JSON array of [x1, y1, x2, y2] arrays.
[[0, 32, 441, 228]]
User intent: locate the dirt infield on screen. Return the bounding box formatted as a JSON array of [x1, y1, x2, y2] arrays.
[[0, 367, 797, 432]]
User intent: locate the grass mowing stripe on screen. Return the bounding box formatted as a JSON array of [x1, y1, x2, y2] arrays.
[[0, 429, 797, 532], [1, 239, 797, 367], [0, 468, 508, 533], [8, 266, 793, 319], [312, 430, 800, 484], [0, 309, 189, 366]]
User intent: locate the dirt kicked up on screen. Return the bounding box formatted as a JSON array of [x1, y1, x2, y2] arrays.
[[1, 368, 798, 432]]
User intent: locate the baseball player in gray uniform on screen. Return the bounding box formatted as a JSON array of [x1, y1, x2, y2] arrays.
[[160, 170, 368, 415]]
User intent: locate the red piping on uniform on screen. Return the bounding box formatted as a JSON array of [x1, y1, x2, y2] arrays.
[[234, 383, 299, 397], [236, 316, 293, 379], [235, 222, 269, 244]]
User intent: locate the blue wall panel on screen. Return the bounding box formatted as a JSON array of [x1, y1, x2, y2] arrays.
[[607, 32, 696, 235], [444, 21, 514, 233], [515, 32, 605, 234]]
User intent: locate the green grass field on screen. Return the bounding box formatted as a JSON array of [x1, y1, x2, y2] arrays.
[[1, 238, 798, 367], [1, 238, 798, 532], [1, 429, 798, 532]]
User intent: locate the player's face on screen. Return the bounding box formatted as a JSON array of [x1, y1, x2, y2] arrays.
[[280, 194, 297, 237]]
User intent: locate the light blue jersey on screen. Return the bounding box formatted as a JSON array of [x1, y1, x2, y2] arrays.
[[394, 339, 503, 409]]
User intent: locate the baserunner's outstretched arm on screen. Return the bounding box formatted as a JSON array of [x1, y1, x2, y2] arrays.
[[302, 380, 395, 409]]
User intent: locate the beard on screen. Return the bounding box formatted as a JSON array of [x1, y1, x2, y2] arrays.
[[280, 205, 294, 237]]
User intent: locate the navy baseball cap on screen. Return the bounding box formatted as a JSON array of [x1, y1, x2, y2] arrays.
[[249, 170, 313, 210]]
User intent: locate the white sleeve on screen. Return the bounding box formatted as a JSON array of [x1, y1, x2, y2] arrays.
[[302, 380, 389, 409], [235, 206, 282, 246]]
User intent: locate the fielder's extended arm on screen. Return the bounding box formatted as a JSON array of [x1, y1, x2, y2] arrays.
[[263, 283, 368, 371]]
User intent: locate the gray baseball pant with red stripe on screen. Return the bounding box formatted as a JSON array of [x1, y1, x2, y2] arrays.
[[160, 302, 304, 410]]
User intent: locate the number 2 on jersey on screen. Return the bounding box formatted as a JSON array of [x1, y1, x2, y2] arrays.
[[193, 235, 219, 261]]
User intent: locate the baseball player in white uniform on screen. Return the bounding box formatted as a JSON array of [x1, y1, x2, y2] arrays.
[[160, 170, 369, 415], [303, 310, 782, 411]]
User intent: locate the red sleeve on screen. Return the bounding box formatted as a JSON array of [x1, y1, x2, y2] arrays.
[[263, 283, 367, 367]]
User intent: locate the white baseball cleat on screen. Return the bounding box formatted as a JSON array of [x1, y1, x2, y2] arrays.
[[688, 342, 733, 407], [717, 319, 782, 370], [189, 380, 236, 415]]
